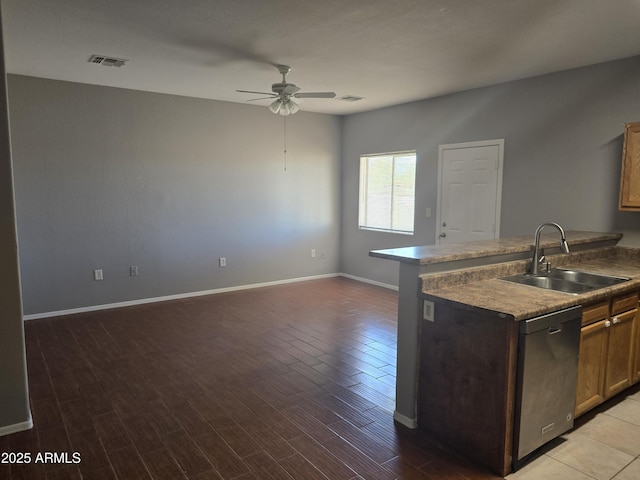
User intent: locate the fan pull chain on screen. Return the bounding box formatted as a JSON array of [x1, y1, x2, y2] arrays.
[[283, 116, 287, 171]]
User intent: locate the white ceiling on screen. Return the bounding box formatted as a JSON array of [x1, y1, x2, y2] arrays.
[[2, 0, 640, 115]]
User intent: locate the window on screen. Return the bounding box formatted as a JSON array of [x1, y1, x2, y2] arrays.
[[358, 151, 416, 234]]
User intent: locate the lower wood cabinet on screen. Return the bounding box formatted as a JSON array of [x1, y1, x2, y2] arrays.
[[605, 308, 636, 397], [575, 316, 608, 417], [635, 317, 640, 383], [575, 292, 639, 418]]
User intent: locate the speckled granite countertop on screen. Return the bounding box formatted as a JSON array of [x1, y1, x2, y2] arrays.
[[370, 231, 622, 265], [420, 247, 640, 321]]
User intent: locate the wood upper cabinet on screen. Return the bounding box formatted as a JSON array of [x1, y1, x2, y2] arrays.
[[619, 121, 640, 211]]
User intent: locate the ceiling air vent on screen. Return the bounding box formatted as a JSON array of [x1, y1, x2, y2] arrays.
[[88, 55, 128, 67], [337, 95, 364, 102]]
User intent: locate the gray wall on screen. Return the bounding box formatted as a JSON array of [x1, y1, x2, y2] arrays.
[[9, 76, 341, 315], [9, 56, 640, 314], [0, 14, 31, 434], [341, 56, 640, 286]]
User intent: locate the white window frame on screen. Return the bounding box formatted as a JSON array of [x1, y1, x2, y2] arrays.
[[358, 150, 417, 235]]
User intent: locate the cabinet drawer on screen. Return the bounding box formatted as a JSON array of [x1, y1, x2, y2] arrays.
[[612, 292, 639, 315], [582, 301, 609, 326]]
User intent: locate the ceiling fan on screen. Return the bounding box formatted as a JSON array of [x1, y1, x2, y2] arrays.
[[236, 64, 336, 116]]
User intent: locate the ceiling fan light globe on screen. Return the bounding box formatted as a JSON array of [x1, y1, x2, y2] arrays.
[[269, 100, 281, 114], [279, 102, 291, 116], [289, 100, 300, 114]]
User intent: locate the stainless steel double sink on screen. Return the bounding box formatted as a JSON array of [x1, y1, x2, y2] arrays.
[[501, 268, 630, 294]]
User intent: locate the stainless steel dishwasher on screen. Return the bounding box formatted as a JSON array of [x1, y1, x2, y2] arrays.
[[513, 305, 582, 467]]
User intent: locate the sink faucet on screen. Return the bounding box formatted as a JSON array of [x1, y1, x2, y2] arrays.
[[530, 222, 570, 275]]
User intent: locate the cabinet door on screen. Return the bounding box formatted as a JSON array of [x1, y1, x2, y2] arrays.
[[604, 309, 636, 398], [575, 319, 608, 417], [620, 121, 640, 211], [631, 309, 640, 384]]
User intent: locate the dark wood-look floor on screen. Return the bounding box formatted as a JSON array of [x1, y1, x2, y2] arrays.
[[1, 277, 501, 480]]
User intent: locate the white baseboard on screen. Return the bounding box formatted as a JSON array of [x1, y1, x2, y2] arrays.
[[24, 272, 378, 320], [339, 273, 398, 291], [0, 417, 33, 437], [393, 411, 418, 429]]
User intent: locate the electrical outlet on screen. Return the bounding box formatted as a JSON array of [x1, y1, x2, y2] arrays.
[[130, 266, 139, 276], [93, 269, 103, 281], [219, 257, 226, 267], [311, 249, 316, 258], [423, 300, 434, 321]]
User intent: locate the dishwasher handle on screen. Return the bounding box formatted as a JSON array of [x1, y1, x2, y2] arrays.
[[520, 305, 582, 334]]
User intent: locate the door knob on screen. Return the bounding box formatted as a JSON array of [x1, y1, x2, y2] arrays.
[[439, 232, 447, 238]]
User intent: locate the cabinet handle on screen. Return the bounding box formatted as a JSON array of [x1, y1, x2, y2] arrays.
[[612, 316, 619, 324], [605, 320, 611, 327]]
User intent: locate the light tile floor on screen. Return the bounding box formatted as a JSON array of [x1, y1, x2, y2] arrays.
[[507, 385, 640, 480]]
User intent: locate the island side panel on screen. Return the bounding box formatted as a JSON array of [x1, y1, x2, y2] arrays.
[[418, 300, 519, 476], [393, 262, 427, 427]]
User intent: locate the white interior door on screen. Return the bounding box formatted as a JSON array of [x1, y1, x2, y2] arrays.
[[436, 140, 504, 244]]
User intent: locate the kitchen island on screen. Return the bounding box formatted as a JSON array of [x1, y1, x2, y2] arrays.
[[370, 231, 640, 475], [369, 231, 622, 429], [419, 245, 640, 475]]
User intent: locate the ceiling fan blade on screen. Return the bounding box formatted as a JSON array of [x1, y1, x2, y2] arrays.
[[236, 89, 275, 96], [175, 36, 278, 68], [246, 97, 275, 102], [295, 92, 336, 99]]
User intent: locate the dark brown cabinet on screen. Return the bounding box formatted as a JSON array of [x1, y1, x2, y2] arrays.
[[418, 303, 518, 476]]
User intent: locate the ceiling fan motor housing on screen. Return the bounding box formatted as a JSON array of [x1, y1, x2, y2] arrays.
[[272, 82, 300, 95]]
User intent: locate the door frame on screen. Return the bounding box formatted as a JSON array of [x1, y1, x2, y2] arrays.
[[435, 139, 505, 244]]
